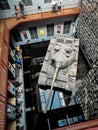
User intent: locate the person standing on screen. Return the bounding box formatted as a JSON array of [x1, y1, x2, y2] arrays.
[[57, 0, 62, 14], [14, 5, 20, 20], [15, 58, 22, 67], [16, 123, 24, 130], [73, 26, 78, 38], [52, 0, 57, 14], [19, 1, 25, 19]]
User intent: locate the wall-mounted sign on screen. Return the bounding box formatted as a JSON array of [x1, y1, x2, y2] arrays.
[[57, 26, 61, 33], [39, 29, 45, 36], [23, 32, 28, 39]]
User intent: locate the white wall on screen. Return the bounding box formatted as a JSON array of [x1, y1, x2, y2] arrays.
[[0, 0, 81, 19], [11, 15, 78, 47]]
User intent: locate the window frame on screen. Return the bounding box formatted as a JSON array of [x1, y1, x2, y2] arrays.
[[29, 26, 38, 39], [11, 30, 22, 42], [63, 20, 72, 34], [39, 89, 66, 110], [44, 0, 52, 4], [0, 0, 10, 10], [22, 0, 32, 6], [46, 23, 54, 37]]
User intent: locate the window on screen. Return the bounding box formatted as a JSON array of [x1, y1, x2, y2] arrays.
[[39, 89, 65, 110], [46, 23, 54, 37], [22, 0, 32, 6], [29, 26, 38, 39], [0, 0, 10, 10], [11, 30, 22, 42], [63, 21, 71, 34], [58, 119, 68, 127], [44, 0, 52, 3]]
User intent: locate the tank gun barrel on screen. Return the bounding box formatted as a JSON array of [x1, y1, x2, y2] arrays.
[[43, 67, 59, 113]]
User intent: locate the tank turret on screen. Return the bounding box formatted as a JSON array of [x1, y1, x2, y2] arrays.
[[38, 35, 79, 92]]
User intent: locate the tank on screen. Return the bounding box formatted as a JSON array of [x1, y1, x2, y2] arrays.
[[38, 35, 79, 113], [38, 35, 79, 92]]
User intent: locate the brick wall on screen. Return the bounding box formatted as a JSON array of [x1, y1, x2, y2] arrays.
[[77, 0, 98, 66], [75, 62, 98, 120], [0, 21, 9, 130], [74, 0, 98, 120]]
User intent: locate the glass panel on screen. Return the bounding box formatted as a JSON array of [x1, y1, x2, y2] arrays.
[[58, 119, 67, 127], [39, 89, 44, 96], [69, 118, 73, 124], [73, 116, 78, 123], [22, 0, 32, 6], [0, 0, 10, 10], [39, 88, 65, 111], [1, 0, 7, 2], [42, 103, 45, 110], [54, 91, 58, 100], [27, 0, 32, 6], [12, 30, 22, 42], [5, 3, 10, 9], [63, 21, 71, 34], [59, 99, 65, 107], [52, 99, 60, 109], [78, 115, 83, 121], [29, 26, 38, 39], [41, 95, 45, 103], [46, 23, 54, 37], [44, 0, 52, 3]]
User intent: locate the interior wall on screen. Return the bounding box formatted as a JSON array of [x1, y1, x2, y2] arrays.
[[0, 0, 81, 19], [74, 0, 98, 121], [77, 0, 98, 66], [0, 22, 9, 130], [11, 15, 78, 47]]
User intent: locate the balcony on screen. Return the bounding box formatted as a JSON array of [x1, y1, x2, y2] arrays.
[[9, 48, 15, 63], [8, 62, 15, 77], [7, 80, 16, 97], [7, 103, 16, 120]]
